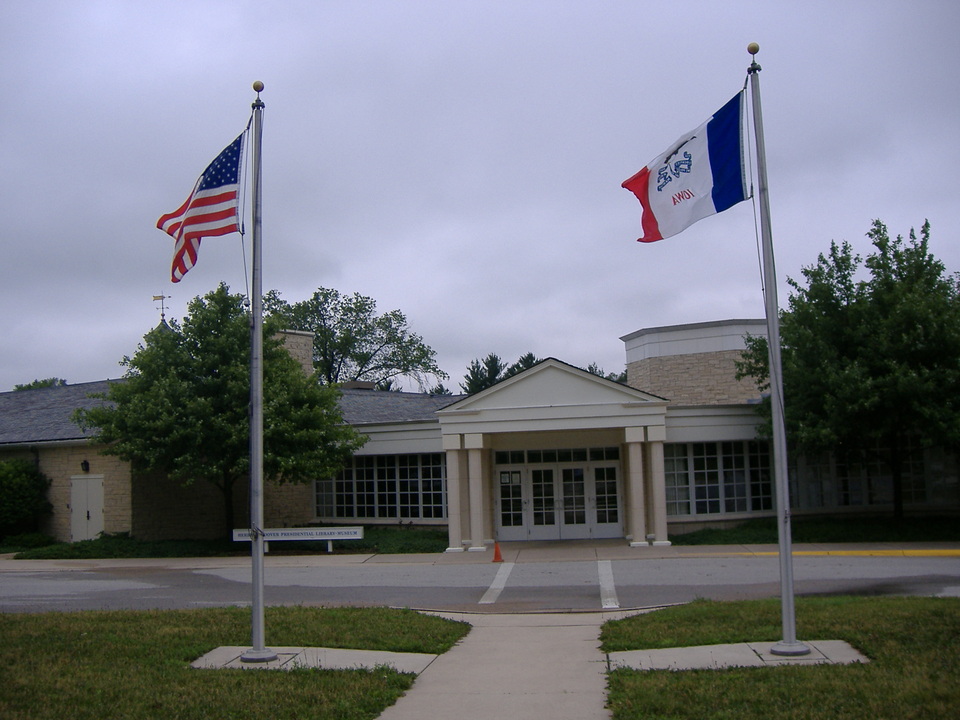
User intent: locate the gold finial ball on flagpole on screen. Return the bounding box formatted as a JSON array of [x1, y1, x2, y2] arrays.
[[253, 80, 264, 92], [747, 42, 760, 55]]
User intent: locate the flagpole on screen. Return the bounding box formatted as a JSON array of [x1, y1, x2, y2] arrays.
[[241, 80, 276, 664], [747, 43, 810, 657]]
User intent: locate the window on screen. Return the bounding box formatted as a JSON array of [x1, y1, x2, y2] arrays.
[[692, 443, 720, 514], [721, 442, 748, 513], [793, 441, 928, 510], [532, 469, 555, 526], [317, 454, 446, 520], [499, 471, 523, 526], [595, 466, 619, 524], [749, 441, 773, 511], [494, 447, 619, 465], [664, 444, 691, 516], [665, 442, 773, 517]]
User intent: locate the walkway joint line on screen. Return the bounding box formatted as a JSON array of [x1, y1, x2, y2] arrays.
[[479, 561, 514, 604], [598, 559, 619, 609]]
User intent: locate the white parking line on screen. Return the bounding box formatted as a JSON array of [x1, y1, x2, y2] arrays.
[[479, 562, 515, 604], [598, 560, 619, 609]]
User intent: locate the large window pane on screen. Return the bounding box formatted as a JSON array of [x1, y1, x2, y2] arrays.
[[322, 454, 447, 520]]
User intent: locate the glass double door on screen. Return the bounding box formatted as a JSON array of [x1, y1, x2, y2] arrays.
[[497, 464, 622, 541]]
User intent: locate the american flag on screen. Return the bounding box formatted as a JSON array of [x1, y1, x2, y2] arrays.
[[157, 133, 244, 282]]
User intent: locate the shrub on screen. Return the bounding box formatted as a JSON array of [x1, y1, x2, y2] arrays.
[[0, 459, 53, 537], [1, 531, 57, 549]]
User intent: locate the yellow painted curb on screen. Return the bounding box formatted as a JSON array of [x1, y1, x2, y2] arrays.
[[736, 550, 960, 557]]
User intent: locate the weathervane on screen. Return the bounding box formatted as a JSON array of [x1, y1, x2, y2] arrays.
[[152, 294, 171, 323]]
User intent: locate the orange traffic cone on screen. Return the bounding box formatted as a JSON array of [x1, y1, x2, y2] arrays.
[[492, 542, 503, 563]]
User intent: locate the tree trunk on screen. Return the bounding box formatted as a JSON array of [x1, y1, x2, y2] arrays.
[[889, 434, 904, 522], [221, 476, 236, 540]]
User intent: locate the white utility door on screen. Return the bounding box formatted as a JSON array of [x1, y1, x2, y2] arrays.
[[70, 475, 104, 541]]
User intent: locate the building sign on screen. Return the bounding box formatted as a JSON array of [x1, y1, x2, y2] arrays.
[[232, 527, 363, 542]]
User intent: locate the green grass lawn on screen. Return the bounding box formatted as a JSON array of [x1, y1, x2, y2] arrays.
[[6, 524, 451, 559], [5, 515, 958, 559], [669, 515, 960, 545], [602, 596, 960, 720], [0, 606, 469, 720]]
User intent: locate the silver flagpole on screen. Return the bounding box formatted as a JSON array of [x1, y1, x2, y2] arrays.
[[747, 43, 810, 657], [241, 80, 276, 664]]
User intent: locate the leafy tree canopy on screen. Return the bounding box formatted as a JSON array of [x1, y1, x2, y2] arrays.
[[75, 283, 366, 535], [586, 363, 628, 384], [264, 287, 447, 391], [460, 352, 534, 394], [0, 459, 52, 536], [737, 219, 960, 518], [14, 378, 68, 391], [459, 353, 625, 394]]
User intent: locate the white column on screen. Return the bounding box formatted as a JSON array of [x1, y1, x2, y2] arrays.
[[647, 438, 671, 546], [625, 435, 647, 547], [465, 434, 486, 551], [444, 448, 463, 552]]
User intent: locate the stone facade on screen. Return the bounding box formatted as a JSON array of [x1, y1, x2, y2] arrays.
[[264, 481, 316, 529], [279, 330, 315, 377], [0, 445, 132, 542], [622, 319, 766, 405], [130, 469, 242, 541], [628, 349, 763, 405], [129, 471, 317, 541]]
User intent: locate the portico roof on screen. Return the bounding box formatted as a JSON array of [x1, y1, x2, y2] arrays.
[[437, 358, 667, 438]]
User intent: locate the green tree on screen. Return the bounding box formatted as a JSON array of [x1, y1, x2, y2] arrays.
[[0, 460, 52, 537], [14, 378, 68, 391], [460, 353, 505, 394], [737, 220, 960, 519], [585, 363, 627, 384], [75, 284, 366, 537], [460, 352, 543, 394], [264, 288, 447, 390], [460, 352, 628, 394], [504, 352, 542, 379]]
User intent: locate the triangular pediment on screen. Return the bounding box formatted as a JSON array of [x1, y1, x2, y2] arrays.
[[440, 358, 663, 413]]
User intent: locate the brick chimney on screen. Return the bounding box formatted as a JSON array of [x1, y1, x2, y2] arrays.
[[277, 330, 315, 377]]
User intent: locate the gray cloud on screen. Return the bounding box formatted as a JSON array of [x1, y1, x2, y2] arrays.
[[2, 0, 958, 390]]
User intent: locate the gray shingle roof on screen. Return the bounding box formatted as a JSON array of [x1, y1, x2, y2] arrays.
[[0, 380, 116, 445], [0, 381, 462, 445], [338, 388, 463, 425]]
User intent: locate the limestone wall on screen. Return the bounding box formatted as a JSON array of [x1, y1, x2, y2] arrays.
[[264, 481, 316, 528], [0, 445, 132, 542], [131, 469, 248, 541], [627, 349, 763, 405], [279, 330, 315, 377]]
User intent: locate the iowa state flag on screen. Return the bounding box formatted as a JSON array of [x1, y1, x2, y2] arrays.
[[622, 92, 748, 243]]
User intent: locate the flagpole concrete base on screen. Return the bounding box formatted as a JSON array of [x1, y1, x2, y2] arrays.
[[241, 647, 279, 663], [770, 640, 812, 657]]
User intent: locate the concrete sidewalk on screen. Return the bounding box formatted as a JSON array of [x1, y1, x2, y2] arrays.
[[371, 612, 616, 720], [608, 638, 868, 671], [190, 609, 869, 720], [192, 644, 438, 674], [3, 540, 959, 573], [190, 611, 619, 719]]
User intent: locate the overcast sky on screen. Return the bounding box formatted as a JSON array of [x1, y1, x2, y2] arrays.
[[2, 0, 958, 392]]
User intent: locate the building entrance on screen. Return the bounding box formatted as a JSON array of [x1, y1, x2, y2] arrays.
[[495, 448, 623, 541]]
